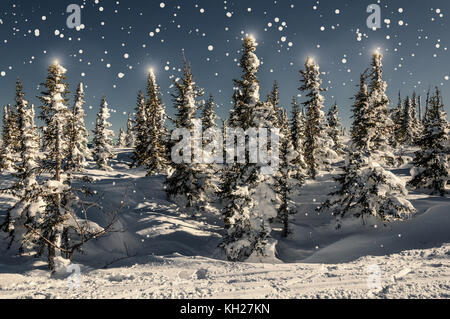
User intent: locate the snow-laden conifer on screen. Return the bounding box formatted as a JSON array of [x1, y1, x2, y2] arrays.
[[300, 57, 337, 179], [145, 69, 168, 175], [319, 70, 417, 227], [409, 88, 449, 195], [164, 59, 207, 211], [93, 97, 116, 170], [0, 105, 16, 171], [221, 35, 279, 262], [367, 51, 395, 165], [327, 102, 344, 155], [117, 128, 126, 147], [67, 82, 92, 172]]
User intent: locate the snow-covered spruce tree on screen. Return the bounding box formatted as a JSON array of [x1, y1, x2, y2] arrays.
[[391, 91, 404, 147], [202, 94, 219, 134], [401, 96, 419, 146], [6, 86, 21, 162], [125, 113, 136, 148], [12, 78, 27, 153], [37, 61, 72, 181], [144, 69, 168, 175], [319, 71, 416, 228], [411, 92, 423, 143], [327, 102, 344, 155], [318, 151, 416, 228], [290, 97, 303, 151], [229, 36, 261, 131], [221, 35, 279, 261], [8, 62, 119, 272], [299, 57, 337, 179], [409, 88, 449, 195], [423, 88, 431, 126], [0, 105, 15, 171], [66, 82, 92, 172], [92, 97, 116, 170], [229, 90, 243, 128], [1, 103, 43, 251], [350, 71, 375, 152], [415, 92, 423, 123], [0, 79, 26, 171], [367, 51, 395, 165], [268, 80, 283, 126], [132, 91, 148, 166], [199, 94, 221, 199], [117, 128, 126, 147], [290, 97, 307, 181], [164, 60, 207, 210], [276, 109, 299, 237], [35, 61, 74, 270]]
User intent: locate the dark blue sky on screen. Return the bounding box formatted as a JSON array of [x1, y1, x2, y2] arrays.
[[0, 0, 449, 135]]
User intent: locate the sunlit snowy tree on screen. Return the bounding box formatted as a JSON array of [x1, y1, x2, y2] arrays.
[[66, 82, 92, 172], [319, 70, 417, 228], [367, 51, 395, 165], [164, 59, 207, 211], [221, 35, 279, 261], [93, 97, 116, 170], [327, 102, 344, 155], [300, 57, 337, 179], [409, 88, 449, 195], [0, 105, 16, 171]]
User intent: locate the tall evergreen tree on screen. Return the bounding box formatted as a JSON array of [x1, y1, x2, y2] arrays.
[[7, 83, 22, 160], [417, 94, 423, 123], [145, 69, 168, 175], [350, 72, 373, 151], [411, 92, 423, 142], [402, 96, 419, 145], [125, 113, 136, 148], [391, 91, 404, 146], [37, 61, 72, 180], [66, 82, 91, 172], [319, 70, 416, 227], [132, 91, 148, 166], [229, 36, 261, 131], [4, 62, 118, 272], [164, 59, 207, 210], [117, 128, 126, 147], [268, 81, 283, 125], [201, 94, 221, 163], [290, 97, 307, 181], [221, 35, 279, 261], [0, 105, 15, 171], [424, 87, 431, 126], [276, 109, 298, 237], [202, 94, 219, 133], [35, 61, 75, 270], [367, 51, 395, 164], [299, 57, 337, 179], [0, 79, 26, 170], [409, 88, 449, 195], [1, 102, 43, 251], [92, 97, 116, 170], [13, 79, 27, 155], [199, 94, 221, 201], [327, 102, 344, 154]]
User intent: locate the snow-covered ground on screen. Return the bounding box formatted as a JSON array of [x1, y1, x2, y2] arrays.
[[0, 149, 449, 299]]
